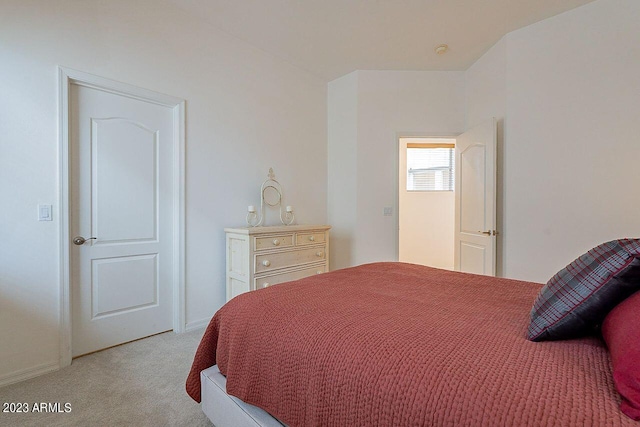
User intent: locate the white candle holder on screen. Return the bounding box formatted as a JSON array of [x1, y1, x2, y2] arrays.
[[281, 205, 295, 226], [246, 168, 296, 227], [246, 205, 259, 227]]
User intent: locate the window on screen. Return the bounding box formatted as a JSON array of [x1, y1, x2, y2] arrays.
[[406, 143, 455, 191]]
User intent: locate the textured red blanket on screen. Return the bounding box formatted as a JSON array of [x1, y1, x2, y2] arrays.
[[186, 262, 634, 426]]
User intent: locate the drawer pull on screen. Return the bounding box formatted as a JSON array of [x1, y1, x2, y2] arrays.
[[272, 239, 280, 246], [262, 260, 271, 267], [309, 236, 315, 241], [316, 270, 323, 274], [263, 282, 270, 287], [316, 251, 323, 257]]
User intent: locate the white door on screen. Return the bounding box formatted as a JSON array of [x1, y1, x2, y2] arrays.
[[70, 83, 174, 357], [454, 118, 497, 276]]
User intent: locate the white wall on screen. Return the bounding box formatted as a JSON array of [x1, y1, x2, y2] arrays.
[[466, 0, 640, 283], [327, 73, 358, 270], [464, 39, 507, 276], [0, 0, 326, 385], [399, 193, 455, 269], [398, 138, 455, 270], [327, 71, 465, 267]]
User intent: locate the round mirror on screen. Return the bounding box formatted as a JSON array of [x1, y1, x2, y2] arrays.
[[262, 185, 281, 207]]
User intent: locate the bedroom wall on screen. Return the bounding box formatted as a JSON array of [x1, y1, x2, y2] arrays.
[[0, 0, 327, 385], [466, 0, 640, 283], [327, 71, 465, 268], [327, 72, 359, 270], [354, 71, 465, 266], [464, 39, 507, 276]]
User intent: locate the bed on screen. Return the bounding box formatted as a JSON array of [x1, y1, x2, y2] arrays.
[[186, 262, 637, 426]]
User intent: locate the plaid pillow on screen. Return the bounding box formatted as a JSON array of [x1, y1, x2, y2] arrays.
[[527, 239, 640, 342]]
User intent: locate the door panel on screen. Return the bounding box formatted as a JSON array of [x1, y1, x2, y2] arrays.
[[459, 242, 486, 274], [93, 118, 157, 242], [71, 83, 174, 357], [460, 145, 486, 233], [91, 254, 158, 319], [454, 119, 497, 276]]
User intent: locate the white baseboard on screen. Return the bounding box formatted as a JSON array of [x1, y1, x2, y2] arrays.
[[0, 361, 60, 388], [185, 317, 211, 332]]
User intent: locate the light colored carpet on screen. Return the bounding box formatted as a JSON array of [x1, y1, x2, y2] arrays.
[[0, 329, 213, 427]]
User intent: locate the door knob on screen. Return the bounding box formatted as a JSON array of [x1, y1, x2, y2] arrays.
[[73, 236, 97, 245], [478, 231, 491, 235]]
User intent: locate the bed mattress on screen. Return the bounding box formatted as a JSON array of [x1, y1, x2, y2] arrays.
[[187, 262, 634, 426]]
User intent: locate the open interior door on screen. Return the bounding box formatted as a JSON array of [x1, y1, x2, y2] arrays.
[[454, 118, 497, 276]]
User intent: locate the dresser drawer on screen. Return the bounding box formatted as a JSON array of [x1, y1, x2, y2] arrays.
[[254, 264, 327, 289], [255, 246, 326, 273], [225, 225, 330, 302], [296, 232, 326, 246], [254, 234, 294, 251]]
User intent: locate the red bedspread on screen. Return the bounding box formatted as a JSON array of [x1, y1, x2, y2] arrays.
[[186, 262, 634, 426]]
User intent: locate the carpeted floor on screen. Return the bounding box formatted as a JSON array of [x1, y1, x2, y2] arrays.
[[0, 329, 213, 427]]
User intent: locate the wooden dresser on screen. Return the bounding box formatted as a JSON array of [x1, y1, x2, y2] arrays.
[[225, 225, 331, 301]]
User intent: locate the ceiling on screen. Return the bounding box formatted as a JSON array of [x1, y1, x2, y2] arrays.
[[167, 0, 596, 82]]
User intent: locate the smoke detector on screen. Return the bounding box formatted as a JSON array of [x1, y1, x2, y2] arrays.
[[435, 44, 448, 55]]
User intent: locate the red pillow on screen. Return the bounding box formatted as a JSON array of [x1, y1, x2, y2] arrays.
[[602, 290, 640, 420]]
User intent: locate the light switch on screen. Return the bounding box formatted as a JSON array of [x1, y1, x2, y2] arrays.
[[383, 207, 393, 216], [38, 204, 52, 221]]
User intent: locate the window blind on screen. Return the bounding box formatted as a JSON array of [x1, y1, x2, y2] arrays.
[[406, 145, 455, 191]]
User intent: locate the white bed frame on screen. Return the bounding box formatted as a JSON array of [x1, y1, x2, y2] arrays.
[[200, 366, 286, 427]]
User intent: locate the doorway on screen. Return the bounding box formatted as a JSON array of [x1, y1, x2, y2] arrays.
[[398, 137, 456, 269], [396, 119, 497, 275], [58, 68, 185, 364]]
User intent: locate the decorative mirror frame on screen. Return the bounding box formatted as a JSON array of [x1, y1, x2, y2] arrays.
[[247, 168, 295, 227]]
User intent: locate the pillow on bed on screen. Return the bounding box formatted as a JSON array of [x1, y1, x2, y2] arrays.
[[602, 290, 640, 420], [527, 238, 640, 342]]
